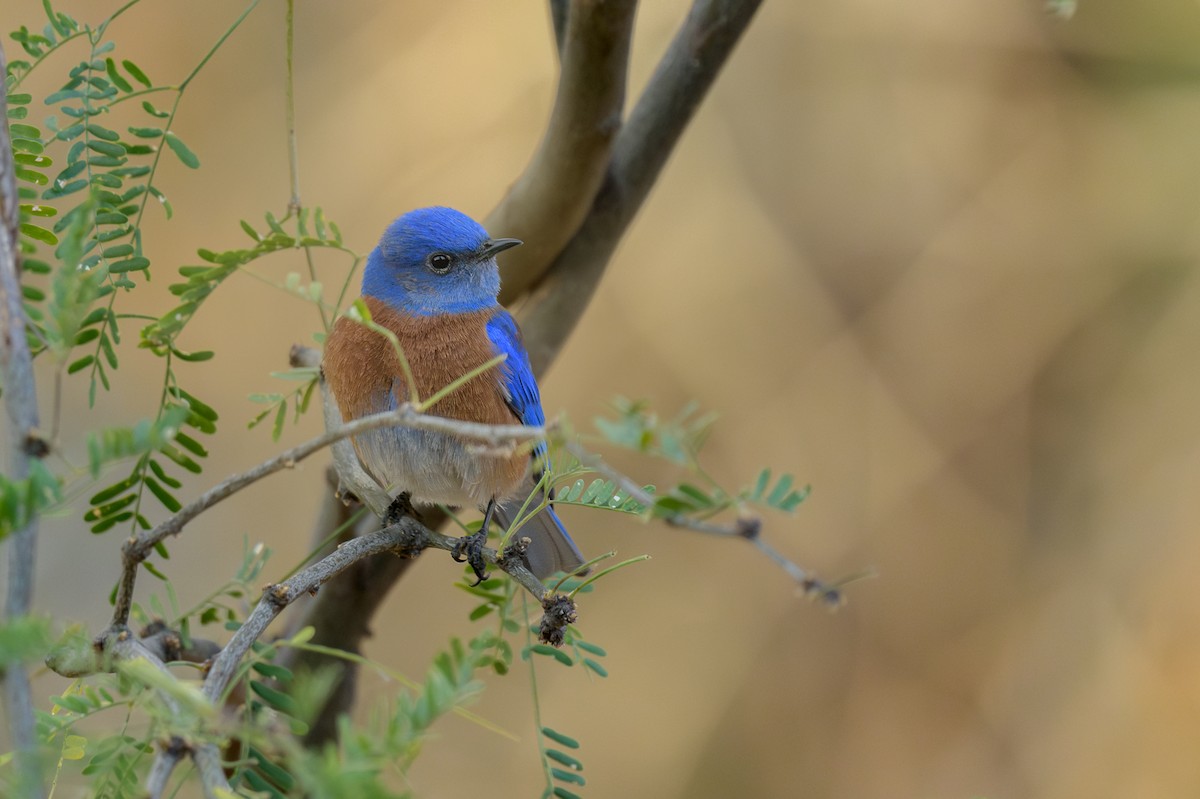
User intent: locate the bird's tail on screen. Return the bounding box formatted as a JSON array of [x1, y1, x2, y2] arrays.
[[494, 483, 585, 580]]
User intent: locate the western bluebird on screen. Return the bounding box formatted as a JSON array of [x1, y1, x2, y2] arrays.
[[322, 206, 585, 581]]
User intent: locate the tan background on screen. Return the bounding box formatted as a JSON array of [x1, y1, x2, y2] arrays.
[[8, 0, 1200, 796]]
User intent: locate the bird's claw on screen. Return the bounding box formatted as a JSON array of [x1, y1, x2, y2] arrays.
[[452, 530, 489, 586]]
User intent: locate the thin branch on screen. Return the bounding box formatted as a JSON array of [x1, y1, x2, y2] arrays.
[[487, 0, 637, 301], [519, 0, 765, 373], [111, 404, 546, 627], [565, 442, 845, 605], [193, 747, 229, 799], [285, 0, 301, 213], [205, 519, 550, 708], [0, 41, 48, 799], [141, 511, 571, 792]]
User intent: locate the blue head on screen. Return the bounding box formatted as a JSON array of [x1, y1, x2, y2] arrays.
[[362, 207, 521, 316]]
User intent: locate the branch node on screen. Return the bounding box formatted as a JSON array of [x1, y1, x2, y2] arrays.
[[22, 427, 49, 458], [802, 578, 844, 610], [265, 583, 292, 607], [162, 735, 191, 759], [736, 515, 762, 540], [497, 534, 531, 572], [141, 621, 183, 662], [289, 343, 320, 368], [538, 594, 578, 647]]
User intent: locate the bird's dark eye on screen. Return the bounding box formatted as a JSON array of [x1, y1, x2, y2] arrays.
[[428, 252, 453, 273]]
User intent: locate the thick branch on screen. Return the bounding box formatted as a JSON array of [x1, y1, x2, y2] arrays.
[[520, 0, 764, 372], [0, 41, 47, 799], [112, 404, 545, 627], [488, 0, 637, 300]]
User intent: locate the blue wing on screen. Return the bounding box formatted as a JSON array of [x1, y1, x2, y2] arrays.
[[486, 310, 546, 457], [485, 309, 586, 577]]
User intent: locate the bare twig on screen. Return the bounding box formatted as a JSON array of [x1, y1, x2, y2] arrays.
[[565, 442, 844, 605], [487, 0, 637, 300], [284, 0, 301, 214], [111, 405, 546, 627], [0, 41, 47, 799]]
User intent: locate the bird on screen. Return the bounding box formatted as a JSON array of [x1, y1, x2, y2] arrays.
[[321, 206, 585, 582]]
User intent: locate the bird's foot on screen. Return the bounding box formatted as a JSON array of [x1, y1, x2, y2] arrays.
[[451, 529, 490, 586], [385, 492, 420, 526]]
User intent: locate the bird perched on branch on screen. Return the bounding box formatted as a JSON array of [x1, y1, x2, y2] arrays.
[[321, 206, 585, 582]]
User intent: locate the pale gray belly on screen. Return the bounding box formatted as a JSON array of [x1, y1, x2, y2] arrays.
[[354, 425, 523, 509]]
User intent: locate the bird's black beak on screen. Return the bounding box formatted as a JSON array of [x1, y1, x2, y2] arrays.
[[479, 238, 522, 259]]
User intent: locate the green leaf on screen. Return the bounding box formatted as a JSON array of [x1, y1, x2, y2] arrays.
[[101, 243, 134, 259], [251, 662, 294, 682], [53, 694, 91, 714], [89, 474, 138, 505], [19, 222, 57, 245], [161, 445, 202, 474], [12, 137, 45, 155], [675, 483, 717, 509], [468, 603, 494, 621], [163, 132, 199, 168], [109, 257, 150, 273], [574, 640, 606, 657], [582, 657, 608, 677], [241, 770, 286, 799], [552, 788, 582, 799], [122, 59, 152, 87], [144, 477, 181, 512], [86, 123, 120, 142], [147, 458, 181, 490], [55, 122, 85, 141], [104, 58, 132, 92], [551, 768, 586, 786], [751, 468, 771, 501], [87, 140, 125, 158], [249, 680, 297, 715], [84, 494, 137, 523], [173, 432, 208, 458], [546, 749, 583, 770], [13, 152, 51, 167], [767, 473, 794, 507], [142, 561, 168, 581], [239, 219, 262, 241], [15, 167, 47, 186], [248, 745, 295, 791], [271, 400, 286, 441], [530, 644, 573, 667], [147, 186, 173, 219]]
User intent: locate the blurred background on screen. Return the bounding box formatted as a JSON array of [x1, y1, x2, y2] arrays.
[[7, 0, 1200, 796]]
